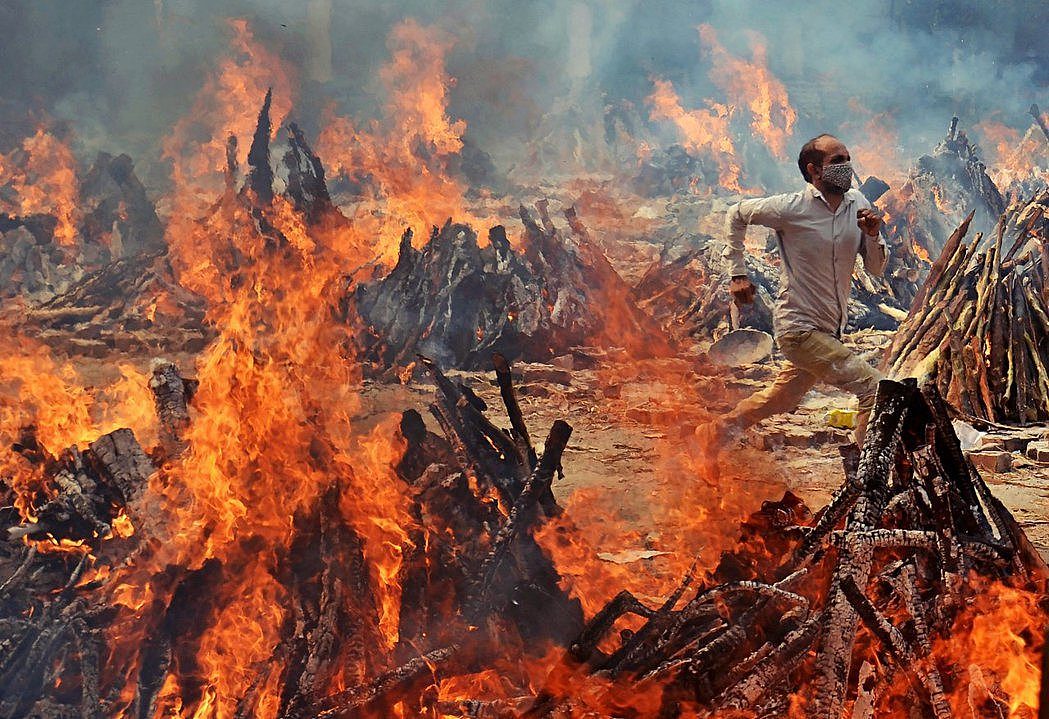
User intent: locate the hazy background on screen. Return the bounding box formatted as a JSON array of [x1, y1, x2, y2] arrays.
[[1, 0, 1046, 190]]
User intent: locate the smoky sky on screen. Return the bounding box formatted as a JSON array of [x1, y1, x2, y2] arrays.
[[0, 0, 1046, 191]]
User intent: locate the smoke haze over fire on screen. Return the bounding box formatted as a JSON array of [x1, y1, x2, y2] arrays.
[[1, 0, 1045, 192]]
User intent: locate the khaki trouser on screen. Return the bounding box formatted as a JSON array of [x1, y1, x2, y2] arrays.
[[727, 329, 883, 446]]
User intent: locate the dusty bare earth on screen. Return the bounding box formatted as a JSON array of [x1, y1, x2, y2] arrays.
[[353, 328, 1049, 565], [68, 327, 1049, 576]]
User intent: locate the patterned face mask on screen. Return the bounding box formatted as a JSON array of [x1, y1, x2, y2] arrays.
[[820, 161, 853, 193]]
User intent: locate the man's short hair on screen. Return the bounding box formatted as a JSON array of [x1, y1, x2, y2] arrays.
[[798, 134, 835, 182]]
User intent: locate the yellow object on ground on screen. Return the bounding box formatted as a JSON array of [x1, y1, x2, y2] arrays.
[[826, 408, 858, 429]]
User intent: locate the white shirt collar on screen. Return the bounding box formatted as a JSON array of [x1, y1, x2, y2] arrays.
[[807, 183, 853, 209]]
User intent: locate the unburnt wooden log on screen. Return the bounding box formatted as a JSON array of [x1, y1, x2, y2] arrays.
[[887, 189, 1049, 423]]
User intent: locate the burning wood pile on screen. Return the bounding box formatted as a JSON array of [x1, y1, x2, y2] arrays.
[[979, 105, 1049, 199], [1, 354, 1043, 717], [0, 347, 588, 718], [0, 136, 203, 356], [886, 188, 1049, 424], [633, 144, 712, 197], [17, 253, 210, 357], [875, 117, 1009, 311], [634, 231, 907, 342], [353, 197, 670, 371], [633, 233, 779, 337], [0, 146, 165, 304], [561, 378, 1047, 717]]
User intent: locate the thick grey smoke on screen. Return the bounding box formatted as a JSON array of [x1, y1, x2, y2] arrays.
[[0, 0, 1045, 191]]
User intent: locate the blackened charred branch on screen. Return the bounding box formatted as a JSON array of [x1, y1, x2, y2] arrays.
[[225, 134, 239, 191], [7, 427, 153, 545], [492, 352, 537, 471], [812, 379, 916, 718], [467, 419, 572, 620], [545, 378, 1045, 717], [418, 354, 581, 642], [246, 88, 274, 206]]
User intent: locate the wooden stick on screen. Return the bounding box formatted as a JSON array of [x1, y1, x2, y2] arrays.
[[492, 353, 538, 472], [907, 210, 974, 314], [467, 421, 572, 619], [813, 379, 916, 718]]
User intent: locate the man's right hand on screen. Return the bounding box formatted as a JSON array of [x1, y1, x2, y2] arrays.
[[729, 275, 756, 305]]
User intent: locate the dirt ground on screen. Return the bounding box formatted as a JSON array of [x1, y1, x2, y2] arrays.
[[64, 328, 1049, 574], [354, 330, 1049, 566]]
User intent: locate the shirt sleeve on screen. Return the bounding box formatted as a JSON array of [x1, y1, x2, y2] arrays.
[[723, 195, 787, 277], [856, 196, 888, 277]]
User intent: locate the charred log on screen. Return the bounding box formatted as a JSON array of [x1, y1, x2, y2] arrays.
[[354, 203, 669, 371]]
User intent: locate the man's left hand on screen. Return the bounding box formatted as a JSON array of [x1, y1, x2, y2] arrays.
[[857, 208, 883, 237]]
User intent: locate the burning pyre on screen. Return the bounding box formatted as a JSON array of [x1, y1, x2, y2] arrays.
[[0, 9, 1047, 719], [1, 341, 1046, 717]]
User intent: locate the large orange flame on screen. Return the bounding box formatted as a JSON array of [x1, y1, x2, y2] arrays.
[[844, 99, 909, 185], [316, 19, 487, 262], [0, 126, 80, 246], [699, 24, 796, 159], [974, 119, 1048, 193], [160, 18, 293, 209], [646, 78, 743, 193], [0, 337, 156, 534], [0, 14, 1045, 719]]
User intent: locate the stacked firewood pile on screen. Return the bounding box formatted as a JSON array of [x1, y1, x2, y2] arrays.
[[4, 149, 203, 356], [353, 199, 670, 371], [0, 213, 82, 302], [989, 104, 1049, 199], [633, 144, 711, 197], [0, 360, 1043, 716], [0, 351, 586, 718], [633, 233, 779, 336], [885, 188, 1049, 424], [17, 253, 211, 357], [875, 117, 1007, 313], [13, 96, 345, 359], [0, 152, 164, 304], [544, 378, 1048, 717], [77, 152, 166, 261]]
